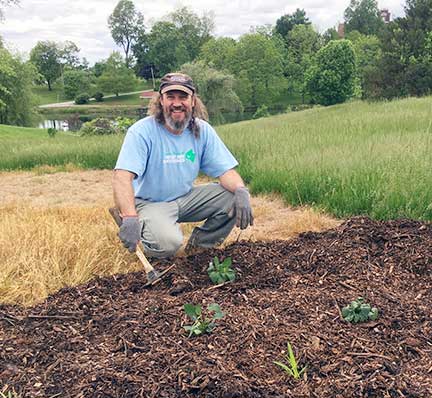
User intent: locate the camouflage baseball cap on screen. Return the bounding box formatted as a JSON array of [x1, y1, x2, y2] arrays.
[[159, 72, 196, 96]]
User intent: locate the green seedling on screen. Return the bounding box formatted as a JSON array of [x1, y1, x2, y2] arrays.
[[274, 341, 307, 380], [183, 303, 224, 337], [342, 297, 379, 323], [0, 389, 19, 398], [207, 256, 236, 284]]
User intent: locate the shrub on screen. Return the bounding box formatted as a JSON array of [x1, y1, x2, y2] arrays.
[[114, 116, 135, 134], [47, 127, 57, 138], [79, 118, 118, 135], [253, 105, 270, 119], [74, 93, 90, 105], [63, 70, 91, 99], [305, 40, 357, 106], [93, 92, 104, 102]]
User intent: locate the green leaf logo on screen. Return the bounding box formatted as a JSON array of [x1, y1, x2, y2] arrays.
[[185, 149, 196, 162]]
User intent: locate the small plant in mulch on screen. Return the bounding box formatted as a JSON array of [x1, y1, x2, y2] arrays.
[[207, 256, 236, 284], [342, 297, 379, 324], [183, 303, 224, 337], [274, 341, 307, 380], [0, 388, 19, 398]]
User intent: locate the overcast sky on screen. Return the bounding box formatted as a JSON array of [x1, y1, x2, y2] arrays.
[[1, 0, 405, 65]]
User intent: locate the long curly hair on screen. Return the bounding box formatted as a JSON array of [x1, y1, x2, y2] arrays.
[[147, 92, 209, 138]]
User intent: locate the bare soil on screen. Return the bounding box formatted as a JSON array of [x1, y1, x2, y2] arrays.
[[1, 171, 431, 397]]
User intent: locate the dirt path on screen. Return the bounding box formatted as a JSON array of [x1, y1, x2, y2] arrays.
[[0, 170, 340, 242]]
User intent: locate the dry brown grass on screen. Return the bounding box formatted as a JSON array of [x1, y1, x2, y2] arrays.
[[0, 171, 340, 306], [0, 205, 139, 306]]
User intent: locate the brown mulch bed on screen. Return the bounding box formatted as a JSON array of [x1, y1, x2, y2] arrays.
[[1, 217, 432, 398]]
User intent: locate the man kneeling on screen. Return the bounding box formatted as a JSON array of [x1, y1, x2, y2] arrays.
[[112, 72, 253, 258]]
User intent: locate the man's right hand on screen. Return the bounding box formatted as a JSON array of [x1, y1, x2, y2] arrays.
[[118, 216, 141, 252]]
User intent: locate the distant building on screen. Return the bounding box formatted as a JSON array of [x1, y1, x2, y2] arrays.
[[380, 9, 391, 23], [338, 23, 345, 38]]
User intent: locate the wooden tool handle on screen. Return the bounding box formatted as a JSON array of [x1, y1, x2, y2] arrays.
[[108, 207, 155, 274]]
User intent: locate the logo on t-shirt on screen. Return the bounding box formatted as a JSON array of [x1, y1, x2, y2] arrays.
[[163, 149, 196, 164], [185, 149, 196, 162]]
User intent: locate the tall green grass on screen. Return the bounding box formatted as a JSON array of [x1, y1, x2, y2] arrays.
[[217, 98, 432, 220], [1, 97, 431, 220], [0, 125, 122, 170]]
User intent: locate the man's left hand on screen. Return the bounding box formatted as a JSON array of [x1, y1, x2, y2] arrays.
[[230, 187, 253, 229]]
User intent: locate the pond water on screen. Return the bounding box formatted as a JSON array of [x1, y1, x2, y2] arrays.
[[38, 105, 296, 132], [38, 116, 87, 132], [38, 108, 146, 132]]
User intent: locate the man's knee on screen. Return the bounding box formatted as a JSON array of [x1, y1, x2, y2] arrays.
[[142, 233, 183, 258], [213, 184, 235, 214]]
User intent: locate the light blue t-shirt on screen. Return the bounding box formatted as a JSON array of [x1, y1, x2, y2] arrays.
[[114, 116, 238, 202]]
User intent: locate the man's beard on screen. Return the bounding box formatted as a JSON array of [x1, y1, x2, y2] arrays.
[[164, 106, 192, 132]]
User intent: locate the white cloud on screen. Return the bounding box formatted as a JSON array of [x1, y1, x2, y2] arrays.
[[0, 0, 406, 64]]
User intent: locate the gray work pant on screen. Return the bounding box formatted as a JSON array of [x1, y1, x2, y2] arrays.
[[135, 183, 236, 258]]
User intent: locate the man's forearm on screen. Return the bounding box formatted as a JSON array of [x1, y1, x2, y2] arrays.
[[218, 169, 246, 193], [112, 170, 138, 216]]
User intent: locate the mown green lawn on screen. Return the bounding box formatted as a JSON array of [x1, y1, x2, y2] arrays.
[[33, 80, 153, 105], [33, 84, 68, 104], [2, 96, 432, 220]]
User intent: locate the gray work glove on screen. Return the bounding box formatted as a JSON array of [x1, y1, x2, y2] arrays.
[[118, 216, 141, 253], [230, 187, 254, 230]]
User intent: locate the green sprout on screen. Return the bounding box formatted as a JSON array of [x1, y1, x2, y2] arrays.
[[183, 303, 224, 337], [274, 341, 307, 380], [0, 390, 19, 398], [341, 297, 379, 324], [207, 256, 236, 285]]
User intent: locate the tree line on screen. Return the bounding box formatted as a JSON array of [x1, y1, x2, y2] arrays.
[[1, 0, 432, 127]]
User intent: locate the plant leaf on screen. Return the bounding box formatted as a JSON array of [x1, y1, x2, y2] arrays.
[[222, 257, 232, 267], [274, 361, 294, 377], [369, 308, 379, 320], [184, 303, 200, 320]]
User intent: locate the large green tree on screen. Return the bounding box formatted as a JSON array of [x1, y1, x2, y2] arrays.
[[167, 6, 214, 60], [198, 37, 237, 72], [63, 69, 91, 99], [285, 24, 322, 100], [133, 6, 214, 78], [231, 33, 286, 106], [377, 0, 432, 98], [305, 40, 357, 105], [59, 40, 80, 69], [180, 61, 243, 124], [346, 31, 382, 98], [30, 41, 61, 91], [108, 0, 144, 67], [344, 0, 385, 35], [274, 9, 310, 41], [29, 40, 81, 90], [97, 52, 137, 96], [0, 47, 38, 126], [134, 21, 189, 77]]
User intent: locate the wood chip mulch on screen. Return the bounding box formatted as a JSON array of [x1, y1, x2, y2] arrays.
[[1, 216, 431, 398]]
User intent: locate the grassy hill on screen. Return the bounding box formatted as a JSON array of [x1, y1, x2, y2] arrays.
[[2, 97, 431, 220]]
